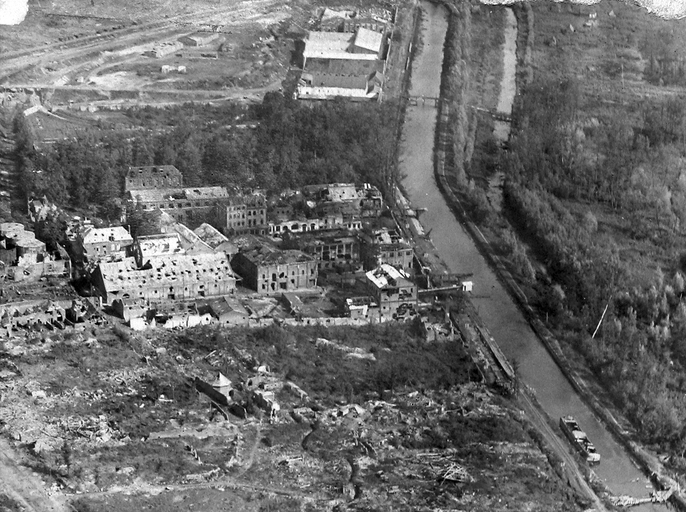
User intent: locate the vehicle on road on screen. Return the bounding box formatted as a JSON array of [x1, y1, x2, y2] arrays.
[[559, 416, 600, 464]]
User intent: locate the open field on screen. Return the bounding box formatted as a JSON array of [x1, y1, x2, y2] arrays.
[[0, 322, 585, 512], [0, 0, 305, 105]]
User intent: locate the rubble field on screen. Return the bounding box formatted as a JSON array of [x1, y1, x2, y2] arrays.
[[0, 322, 586, 511]]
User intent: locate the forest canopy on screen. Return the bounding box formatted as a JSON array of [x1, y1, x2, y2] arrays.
[[15, 93, 398, 212]]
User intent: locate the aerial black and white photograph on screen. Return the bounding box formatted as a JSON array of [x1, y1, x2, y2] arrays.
[[1, 0, 686, 509]]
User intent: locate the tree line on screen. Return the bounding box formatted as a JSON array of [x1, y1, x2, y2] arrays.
[[14, 93, 399, 216], [501, 77, 686, 460]]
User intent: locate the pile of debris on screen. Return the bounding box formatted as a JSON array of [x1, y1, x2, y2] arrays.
[[314, 337, 376, 361]]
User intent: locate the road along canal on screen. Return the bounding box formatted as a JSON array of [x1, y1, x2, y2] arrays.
[[399, 2, 668, 509]]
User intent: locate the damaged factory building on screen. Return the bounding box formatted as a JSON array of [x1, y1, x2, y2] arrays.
[[91, 252, 237, 305]]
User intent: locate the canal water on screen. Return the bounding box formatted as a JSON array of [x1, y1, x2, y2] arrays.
[[399, 2, 667, 509]]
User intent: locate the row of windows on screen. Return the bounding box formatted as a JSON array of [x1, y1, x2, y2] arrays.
[[382, 250, 413, 258], [260, 268, 316, 279]]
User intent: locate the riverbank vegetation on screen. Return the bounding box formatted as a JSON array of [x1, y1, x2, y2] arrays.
[[463, 0, 686, 471]]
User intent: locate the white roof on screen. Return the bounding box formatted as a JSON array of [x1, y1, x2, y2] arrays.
[[354, 28, 383, 53], [128, 186, 230, 203], [212, 372, 232, 388], [81, 226, 133, 244], [297, 85, 376, 99], [137, 233, 184, 259], [304, 31, 379, 61], [98, 253, 235, 292], [366, 264, 410, 289]]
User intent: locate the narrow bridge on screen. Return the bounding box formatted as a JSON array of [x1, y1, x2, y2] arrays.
[[406, 95, 443, 107], [471, 105, 512, 123]]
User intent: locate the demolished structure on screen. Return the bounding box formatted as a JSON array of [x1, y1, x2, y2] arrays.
[[0, 223, 70, 282], [127, 187, 231, 227], [363, 264, 417, 321], [125, 165, 183, 192], [282, 228, 361, 272], [231, 243, 318, 294], [359, 227, 414, 274], [91, 252, 237, 305]]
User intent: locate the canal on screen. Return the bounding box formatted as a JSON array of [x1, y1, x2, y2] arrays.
[[399, 2, 668, 509]]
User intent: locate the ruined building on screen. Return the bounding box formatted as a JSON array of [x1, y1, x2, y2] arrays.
[[74, 225, 134, 264], [127, 187, 231, 227], [282, 228, 361, 272], [0, 223, 70, 282], [91, 252, 237, 305], [214, 192, 268, 235], [364, 263, 417, 320], [125, 165, 183, 192], [359, 227, 414, 274], [231, 245, 318, 294]]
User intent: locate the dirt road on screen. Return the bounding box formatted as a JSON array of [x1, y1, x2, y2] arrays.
[[0, 0, 283, 84]]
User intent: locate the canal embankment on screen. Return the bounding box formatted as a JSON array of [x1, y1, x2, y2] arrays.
[[429, 1, 682, 510]]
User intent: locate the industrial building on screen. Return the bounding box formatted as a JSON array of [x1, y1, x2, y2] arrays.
[[125, 165, 183, 192], [127, 186, 231, 227], [91, 252, 237, 305], [282, 229, 361, 272], [365, 264, 417, 320], [231, 245, 318, 294], [179, 32, 221, 47], [148, 41, 183, 58], [74, 225, 134, 263], [0, 223, 71, 282], [359, 227, 414, 273], [214, 192, 268, 235]]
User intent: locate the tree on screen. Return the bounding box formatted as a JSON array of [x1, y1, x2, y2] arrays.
[[34, 213, 65, 252]]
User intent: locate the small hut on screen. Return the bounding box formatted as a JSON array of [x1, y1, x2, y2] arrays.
[[212, 372, 233, 399]]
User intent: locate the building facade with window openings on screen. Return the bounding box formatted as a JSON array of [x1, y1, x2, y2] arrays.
[[365, 264, 417, 320], [282, 229, 361, 272], [214, 192, 268, 235], [127, 186, 231, 227], [75, 226, 134, 263], [359, 227, 414, 273], [91, 252, 236, 305], [231, 245, 318, 294], [125, 165, 183, 191]]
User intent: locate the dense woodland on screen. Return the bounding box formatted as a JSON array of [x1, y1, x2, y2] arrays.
[[14, 94, 398, 219], [501, 77, 686, 460]]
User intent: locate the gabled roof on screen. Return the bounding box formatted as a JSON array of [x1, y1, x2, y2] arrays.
[[211, 372, 232, 388]]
